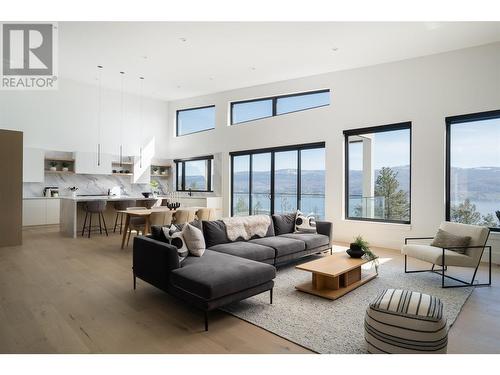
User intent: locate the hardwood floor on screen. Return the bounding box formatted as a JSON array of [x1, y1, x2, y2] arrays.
[[0, 226, 498, 353]]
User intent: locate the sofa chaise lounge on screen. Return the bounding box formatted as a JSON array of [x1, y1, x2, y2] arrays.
[[132, 213, 332, 330]]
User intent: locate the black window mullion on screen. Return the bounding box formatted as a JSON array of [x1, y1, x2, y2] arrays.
[[249, 154, 253, 216], [297, 149, 301, 211], [272, 97, 277, 116], [207, 159, 212, 192], [181, 162, 186, 191], [270, 152, 275, 215]]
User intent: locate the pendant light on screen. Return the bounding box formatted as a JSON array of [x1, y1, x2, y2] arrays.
[[97, 65, 103, 167], [139, 76, 144, 168], [119, 71, 125, 167]]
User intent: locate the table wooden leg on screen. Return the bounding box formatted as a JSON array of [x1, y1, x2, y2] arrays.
[[144, 216, 151, 236], [121, 214, 130, 249]]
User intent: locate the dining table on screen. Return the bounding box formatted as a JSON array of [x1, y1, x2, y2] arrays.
[[118, 207, 176, 249]]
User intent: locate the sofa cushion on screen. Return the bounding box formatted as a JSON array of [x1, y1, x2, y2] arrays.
[[280, 233, 329, 250], [203, 220, 229, 248], [249, 236, 305, 257], [171, 250, 276, 300], [401, 244, 476, 268], [272, 213, 296, 235], [208, 241, 275, 262], [430, 229, 471, 254], [182, 223, 206, 257]]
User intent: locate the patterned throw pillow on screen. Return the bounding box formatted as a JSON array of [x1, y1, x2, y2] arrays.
[[162, 225, 189, 262], [295, 210, 317, 233]]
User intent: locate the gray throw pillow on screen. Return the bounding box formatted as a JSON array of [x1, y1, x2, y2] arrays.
[[430, 229, 471, 254], [182, 223, 206, 257]]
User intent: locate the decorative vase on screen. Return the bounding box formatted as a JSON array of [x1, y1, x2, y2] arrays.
[[62, 167, 69, 172], [50, 166, 56, 171], [346, 243, 365, 258]]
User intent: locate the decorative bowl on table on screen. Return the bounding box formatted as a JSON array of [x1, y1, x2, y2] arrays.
[[346, 243, 365, 258], [142, 192, 152, 198]]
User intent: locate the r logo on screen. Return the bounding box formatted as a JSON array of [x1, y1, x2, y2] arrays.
[[2, 24, 53, 76]]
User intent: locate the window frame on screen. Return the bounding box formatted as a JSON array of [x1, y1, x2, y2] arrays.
[[176, 105, 216, 137], [343, 121, 412, 225], [230, 89, 330, 125], [174, 155, 214, 193], [445, 109, 500, 232], [230, 142, 326, 216]]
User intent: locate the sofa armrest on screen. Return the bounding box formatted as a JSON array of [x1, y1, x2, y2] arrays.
[[316, 221, 332, 242], [404, 236, 434, 245], [133, 236, 179, 291]]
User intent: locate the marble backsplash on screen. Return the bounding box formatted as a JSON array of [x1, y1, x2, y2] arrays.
[[23, 173, 171, 198]]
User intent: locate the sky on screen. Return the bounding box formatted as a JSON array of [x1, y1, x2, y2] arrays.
[[349, 129, 411, 171], [450, 118, 500, 168]]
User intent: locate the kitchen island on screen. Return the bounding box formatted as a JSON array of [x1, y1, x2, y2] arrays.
[[60, 195, 167, 238]]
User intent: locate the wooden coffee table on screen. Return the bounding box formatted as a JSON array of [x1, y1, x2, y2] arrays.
[[295, 252, 378, 300]]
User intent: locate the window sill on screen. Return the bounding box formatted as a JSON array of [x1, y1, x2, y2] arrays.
[[343, 218, 412, 230]]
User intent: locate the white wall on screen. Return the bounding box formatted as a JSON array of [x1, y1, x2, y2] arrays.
[[166, 42, 500, 260], [0, 78, 169, 159]]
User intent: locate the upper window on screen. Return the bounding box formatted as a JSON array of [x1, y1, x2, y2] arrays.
[[230, 142, 326, 219], [344, 122, 411, 224], [175, 156, 214, 192], [230, 89, 330, 125], [176, 105, 215, 136], [446, 110, 500, 231]]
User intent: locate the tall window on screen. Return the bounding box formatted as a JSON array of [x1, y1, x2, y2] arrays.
[[446, 110, 500, 231], [175, 156, 213, 192], [176, 105, 215, 136], [344, 122, 411, 224], [231, 142, 325, 219], [231, 89, 330, 125]]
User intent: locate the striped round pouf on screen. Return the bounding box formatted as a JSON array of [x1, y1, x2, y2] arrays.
[[365, 289, 448, 354]]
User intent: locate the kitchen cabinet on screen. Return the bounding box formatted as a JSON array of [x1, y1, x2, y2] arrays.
[[23, 198, 60, 226], [74, 151, 112, 175], [23, 148, 45, 182]]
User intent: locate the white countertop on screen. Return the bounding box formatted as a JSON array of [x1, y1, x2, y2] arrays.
[[60, 195, 170, 202]]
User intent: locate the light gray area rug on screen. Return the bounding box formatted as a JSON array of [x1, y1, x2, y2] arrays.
[[223, 254, 473, 354]]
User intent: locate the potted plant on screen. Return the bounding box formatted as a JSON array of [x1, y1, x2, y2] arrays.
[[347, 235, 368, 258], [49, 161, 58, 171], [150, 180, 160, 198], [62, 162, 70, 172], [348, 235, 380, 273], [152, 166, 159, 175]]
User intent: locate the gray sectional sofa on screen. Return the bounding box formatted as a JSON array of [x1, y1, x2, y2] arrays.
[[132, 213, 332, 330]]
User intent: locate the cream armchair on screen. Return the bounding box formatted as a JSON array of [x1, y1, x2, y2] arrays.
[[402, 221, 491, 288]]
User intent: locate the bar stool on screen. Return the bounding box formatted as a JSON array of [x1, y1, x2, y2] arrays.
[[125, 207, 147, 247], [81, 200, 108, 238], [113, 200, 136, 234]]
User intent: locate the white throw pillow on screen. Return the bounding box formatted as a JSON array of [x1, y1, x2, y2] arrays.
[[182, 223, 206, 257], [162, 225, 188, 262], [295, 210, 317, 233]]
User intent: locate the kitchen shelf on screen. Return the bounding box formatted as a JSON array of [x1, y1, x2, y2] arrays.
[[112, 161, 134, 165], [44, 157, 75, 162], [112, 172, 133, 176], [45, 170, 75, 174]]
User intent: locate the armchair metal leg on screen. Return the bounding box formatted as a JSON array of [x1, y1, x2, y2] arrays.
[[133, 273, 136, 290], [204, 311, 209, 332], [270, 288, 273, 305]]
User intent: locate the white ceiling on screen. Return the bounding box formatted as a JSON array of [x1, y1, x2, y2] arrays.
[[58, 22, 500, 101]]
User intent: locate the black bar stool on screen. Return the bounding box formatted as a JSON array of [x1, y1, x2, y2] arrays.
[[113, 200, 136, 234], [81, 200, 108, 238]]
